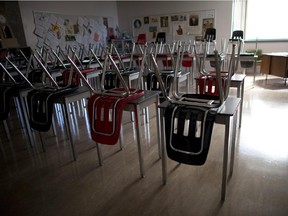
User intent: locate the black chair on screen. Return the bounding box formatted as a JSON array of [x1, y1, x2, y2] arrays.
[[150, 42, 237, 165], [155, 32, 166, 44], [230, 30, 255, 72], [204, 28, 216, 41], [231, 30, 244, 41]]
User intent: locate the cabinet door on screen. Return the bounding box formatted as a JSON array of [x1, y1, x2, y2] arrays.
[[270, 56, 288, 78], [260, 55, 271, 75]]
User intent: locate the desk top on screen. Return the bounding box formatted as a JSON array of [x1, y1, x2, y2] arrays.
[[263, 52, 288, 57], [159, 97, 241, 118], [128, 90, 161, 105], [231, 73, 246, 82]]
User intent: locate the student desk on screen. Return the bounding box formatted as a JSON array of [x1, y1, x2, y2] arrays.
[[159, 97, 241, 200]]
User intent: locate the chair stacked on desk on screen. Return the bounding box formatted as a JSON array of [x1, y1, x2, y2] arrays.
[[193, 28, 242, 96], [151, 44, 235, 165], [146, 41, 192, 102], [1, 49, 95, 160], [67, 44, 149, 176], [0, 47, 34, 143], [150, 41, 238, 198]]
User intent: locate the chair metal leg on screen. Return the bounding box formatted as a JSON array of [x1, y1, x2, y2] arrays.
[[96, 142, 103, 166], [62, 103, 77, 161], [3, 120, 11, 141], [38, 132, 46, 152]]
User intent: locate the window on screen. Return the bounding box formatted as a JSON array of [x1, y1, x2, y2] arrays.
[[233, 0, 288, 41]]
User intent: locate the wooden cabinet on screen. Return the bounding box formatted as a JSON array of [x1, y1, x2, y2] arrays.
[[260, 53, 288, 78]]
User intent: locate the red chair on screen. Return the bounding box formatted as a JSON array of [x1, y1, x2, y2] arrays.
[[137, 33, 146, 45], [67, 45, 148, 165]]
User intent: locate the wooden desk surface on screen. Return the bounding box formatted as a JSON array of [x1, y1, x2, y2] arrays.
[[262, 52, 288, 57]]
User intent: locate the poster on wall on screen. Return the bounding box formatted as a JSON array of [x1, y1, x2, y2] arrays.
[[159, 16, 169, 32], [187, 13, 202, 35], [132, 9, 215, 43], [202, 18, 214, 35], [132, 18, 146, 40], [170, 14, 187, 41]]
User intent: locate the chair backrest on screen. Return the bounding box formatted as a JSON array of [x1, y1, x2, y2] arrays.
[[231, 30, 244, 41], [137, 34, 146, 45], [204, 28, 216, 42], [155, 32, 166, 44]]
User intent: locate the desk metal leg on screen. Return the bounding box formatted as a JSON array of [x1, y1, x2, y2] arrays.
[[2, 120, 11, 141], [221, 116, 231, 201], [134, 104, 145, 178], [160, 108, 167, 185], [18, 95, 35, 147], [237, 80, 244, 128], [229, 107, 239, 177], [253, 58, 257, 82], [155, 96, 161, 159], [62, 103, 77, 161]]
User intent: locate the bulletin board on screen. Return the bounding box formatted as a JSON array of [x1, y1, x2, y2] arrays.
[[33, 10, 116, 53], [132, 9, 215, 43]]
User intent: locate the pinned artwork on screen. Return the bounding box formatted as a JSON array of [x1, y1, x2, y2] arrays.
[[33, 11, 112, 52]]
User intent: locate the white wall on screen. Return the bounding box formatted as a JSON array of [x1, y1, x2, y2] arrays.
[[116, 1, 288, 54], [18, 1, 119, 51], [117, 1, 233, 50], [18, 1, 288, 54]]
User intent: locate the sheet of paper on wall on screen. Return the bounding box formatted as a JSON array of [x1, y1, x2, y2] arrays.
[[107, 17, 115, 28], [205, 10, 215, 18], [49, 15, 58, 26], [77, 17, 84, 27], [75, 34, 83, 44], [33, 11, 49, 26], [45, 31, 59, 50], [36, 37, 44, 49], [57, 17, 65, 26], [34, 24, 45, 38]]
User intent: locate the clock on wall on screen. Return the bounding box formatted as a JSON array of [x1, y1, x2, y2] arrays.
[[0, 14, 7, 24]]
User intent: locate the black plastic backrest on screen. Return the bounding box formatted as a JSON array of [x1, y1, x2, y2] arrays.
[[204, 28, 216, 41], [155, 32, 166, 43], [231, 30, 244, 40]]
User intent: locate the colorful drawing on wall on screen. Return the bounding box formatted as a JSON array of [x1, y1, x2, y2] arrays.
[[176, 25, 183, 35], [132, 9, 215, 42], [187, 13, 202, 35], [202, 18, 214, 31], [173, 23, 185, 41], [160, 16, 169, 28], [171, 15, 178, 22], [189, 15, 199, 26], [133, 19, 142, 29], [33, 11, 109, 52], [149, 26, 157, 39], [144, 16, 149, 24], [178, 15, 186, 21], [150, 16, 158, 23]]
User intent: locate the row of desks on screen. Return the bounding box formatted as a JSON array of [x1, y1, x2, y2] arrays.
[[7, 62, 245, 201]]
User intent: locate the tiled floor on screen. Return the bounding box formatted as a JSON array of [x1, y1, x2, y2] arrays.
[[1, 73, 288, 216]]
